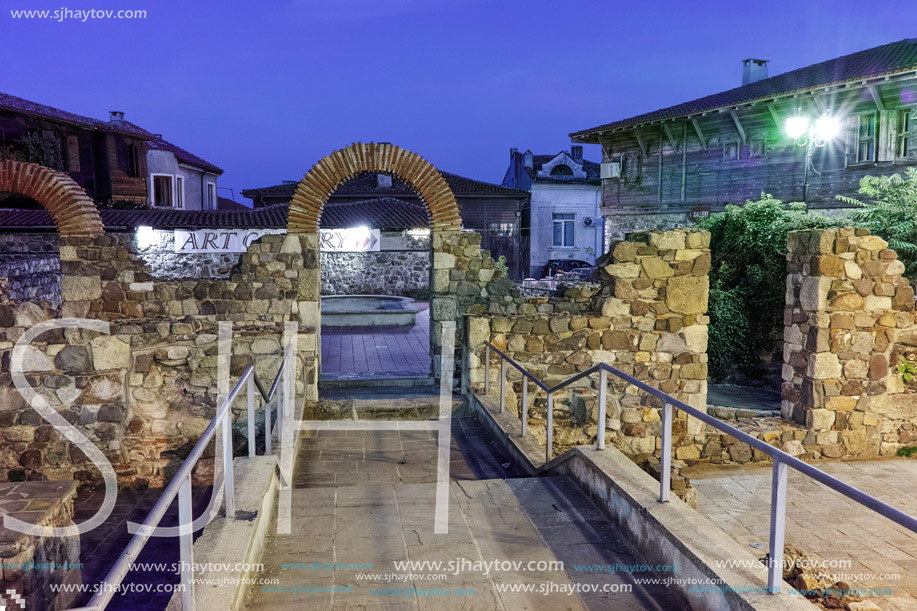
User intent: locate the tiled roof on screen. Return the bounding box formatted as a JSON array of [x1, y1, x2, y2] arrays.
[[0, 92, 152, 138], [0, 197, 429, 231], [242, 171, 528, 200], [217, 197, 250, 211], [529, 154, 601, 184], [0, 204, 288, 231], [319, 198, 430, 229], [572, 38, 917, 138], [147, 134, 223, 174]]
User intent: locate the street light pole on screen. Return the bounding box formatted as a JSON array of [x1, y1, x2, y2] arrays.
[[785, 110, 839, 210]]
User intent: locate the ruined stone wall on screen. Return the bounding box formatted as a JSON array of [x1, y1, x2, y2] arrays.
[[783, 228, 917, 457], [0, 232, 318, 488], [468, 229, 711, 460]]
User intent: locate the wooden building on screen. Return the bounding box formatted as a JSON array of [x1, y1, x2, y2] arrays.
[[570, 39, 917, 240], [0, 94, 150, 206], [242, 171, 530, 279]]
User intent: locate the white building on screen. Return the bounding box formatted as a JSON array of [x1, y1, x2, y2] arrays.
[[145, 132, 223, 210], [503, 146, 603, 278]]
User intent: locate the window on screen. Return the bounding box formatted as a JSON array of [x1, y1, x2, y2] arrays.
[[152, 175, 173, 207], [175, 176, 184, 208], [749, 139, 766, 158], [207, 182, 216, 210], [552, 213, 575, 247], [127, 143, 140, 177], [550, 164, 573, 176], [856, 113, 876, 163], [66, 135, 80, 172], [899, 109, 914, 158], [723, 141, 739, 160]]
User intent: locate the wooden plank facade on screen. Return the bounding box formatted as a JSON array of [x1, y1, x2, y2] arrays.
[[571, 40, 917, 239]]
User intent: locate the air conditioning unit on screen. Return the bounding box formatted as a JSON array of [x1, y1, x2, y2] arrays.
[[583, 217, 595, 227], [601, 161, 622, 179]]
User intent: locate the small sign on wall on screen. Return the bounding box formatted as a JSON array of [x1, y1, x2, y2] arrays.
[[174, 229, 284, 253], [320, 228, 381, 252]]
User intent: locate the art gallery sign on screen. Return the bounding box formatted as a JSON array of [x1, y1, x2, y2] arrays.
[[166, 227, 381, 253], [173, 229, 285, 253], [319, 228, 381, 252]]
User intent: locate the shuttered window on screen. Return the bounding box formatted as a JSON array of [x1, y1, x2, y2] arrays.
[[899, 109, 914, 158], [856, 113, 876, 163]]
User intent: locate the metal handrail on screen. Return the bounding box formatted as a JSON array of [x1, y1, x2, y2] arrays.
[[69, 361, 288, 611], [478, 341, 917, 594]]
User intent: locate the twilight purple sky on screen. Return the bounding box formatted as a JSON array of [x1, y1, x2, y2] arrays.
[[3, 0, 913, 203]]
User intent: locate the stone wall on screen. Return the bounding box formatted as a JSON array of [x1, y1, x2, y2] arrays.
[[468, 229, 711, 462], [0, 233, 61, 305], [0, 303, 295, 487], [321, 233, 430, 296], [0, 231, 319, 488], [782, 228, 917, 458]]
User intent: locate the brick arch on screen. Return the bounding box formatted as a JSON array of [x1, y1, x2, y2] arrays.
[[287, 142, 462, 234], [0, 160, 104, 236]]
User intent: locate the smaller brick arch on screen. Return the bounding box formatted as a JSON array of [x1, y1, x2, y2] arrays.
[[0, 160, 104, 236], [287, 142, 463, 234]]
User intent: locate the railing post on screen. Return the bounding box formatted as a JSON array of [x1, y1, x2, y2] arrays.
[[484, 344, 490, 394], [546, 392, 553, 463], [597, 369, 607, 450], [265, 394, 273, 455], [768, 459, 788, 593], [178, 475, 195, 610], [247, 375, 255, 458], [660, 402, 672, 502], [499, 359, 506, 413], [222, 413, 235, 519], [521, 378, 528, 437]]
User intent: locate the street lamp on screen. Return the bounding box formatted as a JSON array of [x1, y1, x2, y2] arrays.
[[785, 110, 840, 206]]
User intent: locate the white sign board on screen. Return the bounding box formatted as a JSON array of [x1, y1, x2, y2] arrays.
[[174, 229, 284, 253], [319, 228, 381, 252]]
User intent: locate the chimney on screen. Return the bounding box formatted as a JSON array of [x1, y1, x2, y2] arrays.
[[510, 147, 518, 159], [741, 59, 769, 85], [571, 145, 583, 163], [523, 151, 533, 169], [377, 173, 392, 188], [109, 110, 125, 123]]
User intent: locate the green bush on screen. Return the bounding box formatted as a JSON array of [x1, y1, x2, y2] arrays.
[[838, 168, 917, 279], [696, 195, 839, 383]]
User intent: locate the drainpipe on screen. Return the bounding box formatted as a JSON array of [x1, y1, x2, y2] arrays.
[[201, 171, 205, 210]]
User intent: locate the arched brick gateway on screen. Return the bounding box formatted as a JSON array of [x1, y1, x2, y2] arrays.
[[286, 142, 463, 234], [0, 160, 104, 236]]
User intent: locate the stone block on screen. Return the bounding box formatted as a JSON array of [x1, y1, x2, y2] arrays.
[[433, 252, 456, 269], [61, 276, 101, 301], [798, 276, 830, 311], [665, 276, 708, 315], [640, 257, 674, 278], [649, 231, 686, 251], [806, 408, 835, 430], [806, 353, 841, 379]]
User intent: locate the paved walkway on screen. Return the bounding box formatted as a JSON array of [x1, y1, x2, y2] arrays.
[[684, 458, 917, 611], [246, 392, 685, 610], [321, 302, 431, 381]]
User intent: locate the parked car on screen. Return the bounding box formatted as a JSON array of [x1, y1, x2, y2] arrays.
[[562, 266, 598, 282], [540, 259, 593, 279]]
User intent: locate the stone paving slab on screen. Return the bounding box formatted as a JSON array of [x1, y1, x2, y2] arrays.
[[684, 458, 917, 611]]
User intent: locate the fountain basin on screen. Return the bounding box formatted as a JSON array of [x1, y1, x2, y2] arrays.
[[321, 295, 417, 328]]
